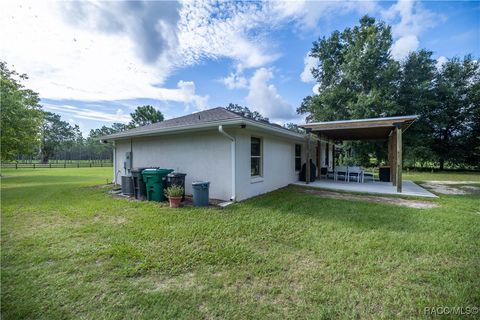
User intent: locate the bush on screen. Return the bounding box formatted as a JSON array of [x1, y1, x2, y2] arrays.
[[164, 185, 184, 198]]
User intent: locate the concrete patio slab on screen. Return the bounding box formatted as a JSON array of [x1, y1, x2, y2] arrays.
[[293, 179, 438, 198]]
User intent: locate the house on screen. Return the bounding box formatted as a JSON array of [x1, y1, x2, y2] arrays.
[[100, 107, 424, 200], [100, 107, 330, 201]]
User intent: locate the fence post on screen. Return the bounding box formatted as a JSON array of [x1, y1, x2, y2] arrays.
[[90, 163, 92, 168], [77, 162, 79, 168], [16, 163, 18, 169], [49, 163, 52, 168], [33, 163, 35, 169]]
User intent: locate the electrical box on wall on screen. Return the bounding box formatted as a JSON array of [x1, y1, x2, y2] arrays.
[[124, 152, 132, 171]]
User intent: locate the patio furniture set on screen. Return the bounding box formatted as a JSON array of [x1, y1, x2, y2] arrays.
[[319, 166, 375, 183]]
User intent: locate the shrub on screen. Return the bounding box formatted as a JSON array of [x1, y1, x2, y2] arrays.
[[164, 185, 184, 198]]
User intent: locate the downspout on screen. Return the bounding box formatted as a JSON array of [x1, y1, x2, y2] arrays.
[[113, 140, 118, 184], [218, 125, 236, 201]]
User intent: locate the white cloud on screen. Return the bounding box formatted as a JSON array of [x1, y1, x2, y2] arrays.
[[435, 56, 448, 70], [0, 1, 209, 110], [312, 84, 320, 95], [390, 35, 419, 60], [270, 0, 377, 30], [246, 68, 296, 120], [178, 1, 279, 69], [221, 72, 248, 90], [300, 53, 317, 83], [43, 104, 131, 123], [382, 0, 445, 60]]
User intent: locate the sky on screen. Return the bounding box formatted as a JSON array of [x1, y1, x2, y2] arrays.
[[1, 0, 479, 136]]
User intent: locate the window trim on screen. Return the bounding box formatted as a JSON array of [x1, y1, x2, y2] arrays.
[[250, 136, 263, 178], [295, 144, 302, 172]]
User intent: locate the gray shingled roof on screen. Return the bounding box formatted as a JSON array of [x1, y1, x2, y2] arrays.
[[100, 107, 301, 140]]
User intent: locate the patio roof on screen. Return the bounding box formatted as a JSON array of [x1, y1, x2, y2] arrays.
[[300, 115, 418, 140]]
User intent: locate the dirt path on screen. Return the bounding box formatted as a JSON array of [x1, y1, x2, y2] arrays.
[[420, 181, 480, 195], [303, 189, 439, 209]]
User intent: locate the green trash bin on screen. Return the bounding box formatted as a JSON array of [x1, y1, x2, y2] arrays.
[[142, 168, 174, 202]]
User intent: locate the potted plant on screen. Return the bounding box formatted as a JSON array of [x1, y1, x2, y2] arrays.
[[164, 185, 184, 208]]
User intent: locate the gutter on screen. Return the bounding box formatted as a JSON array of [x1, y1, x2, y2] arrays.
[[218, 125, 236, 202]]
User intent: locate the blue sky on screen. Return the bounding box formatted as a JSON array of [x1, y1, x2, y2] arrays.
[[1, 0, 479, 135]]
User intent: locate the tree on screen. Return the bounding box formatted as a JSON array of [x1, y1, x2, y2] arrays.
[[129, 105, 164, 127], [0, 61, 44, 160], [429, 55, 480, 169], [298, 16, 399, 123], [297, 16, 399, 165], [397, 50, 438, 167], [225, 103, 269, 122], [40, 112, 77, 163]]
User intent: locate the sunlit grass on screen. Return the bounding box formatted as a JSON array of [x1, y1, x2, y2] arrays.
[[1, 168, 479, 319]]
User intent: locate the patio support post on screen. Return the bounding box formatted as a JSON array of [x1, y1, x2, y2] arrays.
[[305, 130, 311, 184], [316, 140, 321, 177], [395, 124, 403, 192], [391, 129, 397, 186]]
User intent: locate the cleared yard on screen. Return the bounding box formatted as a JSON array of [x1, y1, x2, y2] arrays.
[[1, 168, 479, 319]]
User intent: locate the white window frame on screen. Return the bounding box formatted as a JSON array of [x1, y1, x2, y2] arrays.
[[250, 136, 263, 178]]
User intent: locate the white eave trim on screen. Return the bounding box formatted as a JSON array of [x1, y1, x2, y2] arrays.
[[100, 118, 305, 142]]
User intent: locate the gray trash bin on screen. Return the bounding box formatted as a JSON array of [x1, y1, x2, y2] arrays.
[[192, 181, 209, 207]]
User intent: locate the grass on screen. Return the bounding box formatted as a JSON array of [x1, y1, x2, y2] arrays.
[[403, 170, 480, 182], [1, 168, 479, 319]]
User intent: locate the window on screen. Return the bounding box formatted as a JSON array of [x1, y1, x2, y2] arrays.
[[295, 144, 302, 171], [251, 137, 262, 176]]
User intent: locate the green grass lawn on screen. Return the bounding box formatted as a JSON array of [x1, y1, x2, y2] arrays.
[[1, 168, 479, 319], [403, 170, 480, 182]]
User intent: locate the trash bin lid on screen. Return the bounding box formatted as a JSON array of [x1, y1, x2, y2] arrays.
[[157, 168, 174, 174], [192, 181, 209, 187], [142, 168, 158, 173], [168, 172, 187, 177]]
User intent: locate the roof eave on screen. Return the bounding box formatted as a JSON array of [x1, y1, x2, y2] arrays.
[[99, 118, 305, 141], [300, 115, 418, 128]]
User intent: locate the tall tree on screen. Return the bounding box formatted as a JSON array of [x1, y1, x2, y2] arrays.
[[298, 16, 399, 165], [298, 16, 399, 123], [397, 50, 438, 167], [40, 112, 77, 163], [129, 105, 164, 127], [430, 55, 480, 169], [0, 61, 44, 160]]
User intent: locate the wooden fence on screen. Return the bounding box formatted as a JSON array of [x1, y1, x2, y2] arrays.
[[1, 162, 113, 169]]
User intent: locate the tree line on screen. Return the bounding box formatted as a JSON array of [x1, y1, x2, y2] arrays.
[[298, 16, 479, 170], [1, 61, 164, 163]]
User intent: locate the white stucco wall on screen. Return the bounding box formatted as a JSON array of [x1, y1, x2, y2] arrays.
[[233, 128, 304, 201], [113, 126, 306, 202], [114, 130, 232, 200]]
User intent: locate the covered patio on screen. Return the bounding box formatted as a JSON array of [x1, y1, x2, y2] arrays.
[[298, 115, 436, 197]]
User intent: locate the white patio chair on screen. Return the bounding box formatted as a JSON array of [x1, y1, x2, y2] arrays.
[[327, 168, 335, 180], [334, 166, 348, 181], [347, 166, 363, 183], [362, 169, 375, 183]]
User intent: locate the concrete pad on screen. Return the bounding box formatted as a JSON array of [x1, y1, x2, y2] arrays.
[[293, 179, 438, 198]]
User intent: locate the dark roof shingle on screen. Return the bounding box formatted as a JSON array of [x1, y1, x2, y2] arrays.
[[100, 107, 302, 140]]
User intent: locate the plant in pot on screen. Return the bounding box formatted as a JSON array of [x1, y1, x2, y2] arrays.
[[164, 185, 184, 208]]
